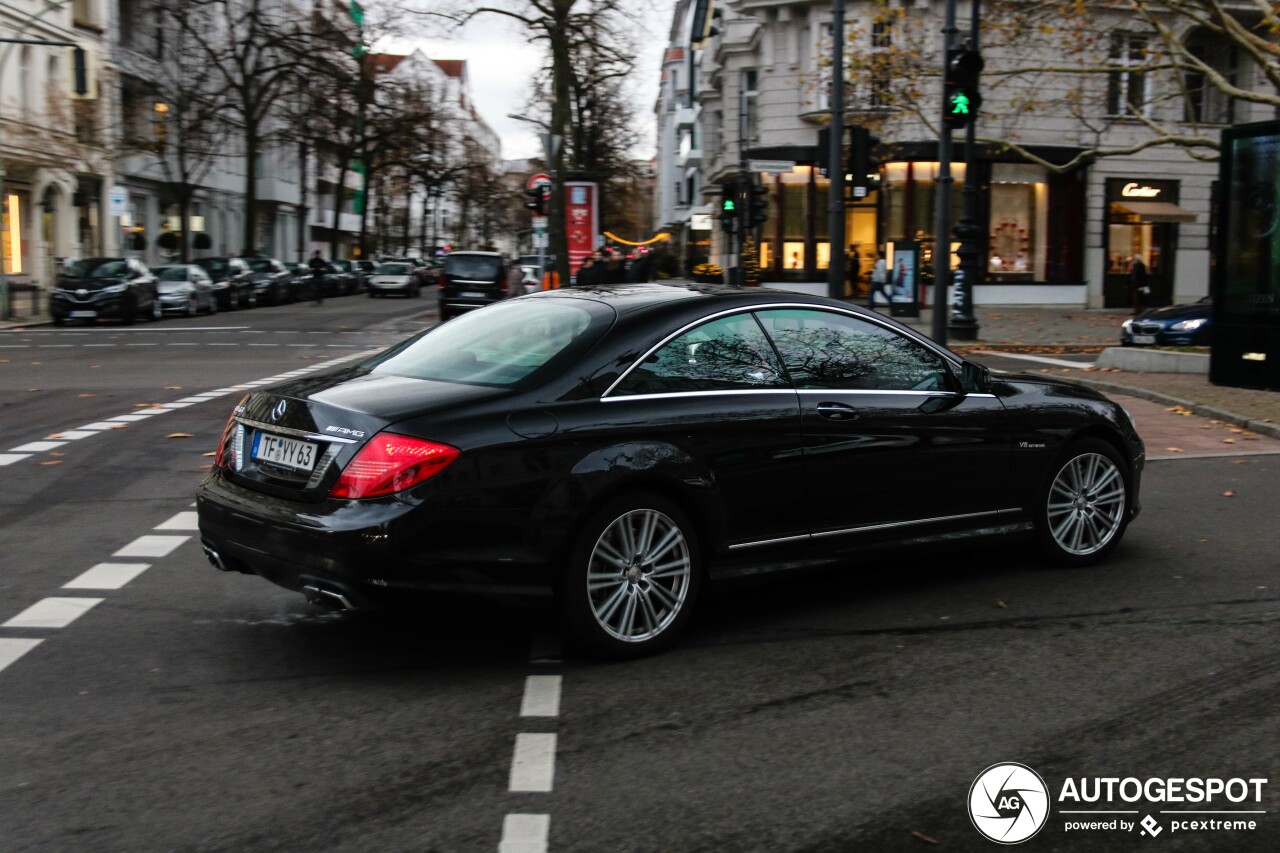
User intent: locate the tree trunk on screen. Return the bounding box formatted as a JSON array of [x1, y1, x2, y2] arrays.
[[550, 0, 574, 286], [330, 155, 349, 259], [243, 121, 260, 256]]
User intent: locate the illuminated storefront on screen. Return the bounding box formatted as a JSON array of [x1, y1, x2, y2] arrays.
[[2, 193, 23, 275], [1103, 178, 1196, 309]]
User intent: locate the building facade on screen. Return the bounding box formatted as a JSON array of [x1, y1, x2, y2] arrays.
[[661, 0, 1271, 308]]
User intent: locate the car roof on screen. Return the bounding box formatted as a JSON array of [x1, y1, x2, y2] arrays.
[[532, 282, 839, 315]]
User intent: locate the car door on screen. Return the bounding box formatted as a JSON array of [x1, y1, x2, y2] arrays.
[[754, 308, 1011, 550], [600, 310, 808, 554]]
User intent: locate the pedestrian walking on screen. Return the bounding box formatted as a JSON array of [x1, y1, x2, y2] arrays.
[[600, 250, 627, 284], [1129, 255, 1150, 316], [846, 244, 861, 298], [869, 250, 889, 308], [308, 250, 326, 305], [575, 256, 599, 287]]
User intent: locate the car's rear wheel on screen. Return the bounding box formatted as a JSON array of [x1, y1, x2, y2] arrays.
[[562, 493, 701, 658], [186, 295, 198, 316], [1036, 438, 1130, 567]]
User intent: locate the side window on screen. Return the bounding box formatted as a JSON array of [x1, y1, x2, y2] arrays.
[[614, 312, 787, 395], [756, 309, 951, 391]]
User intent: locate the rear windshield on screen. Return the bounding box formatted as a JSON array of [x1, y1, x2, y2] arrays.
[[377, 264, 411, 275], [367, 299, 614, 388], [444, 255, 502, 280]]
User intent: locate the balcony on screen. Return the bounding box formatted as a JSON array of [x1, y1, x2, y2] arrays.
[[675, 104, 696, 130]]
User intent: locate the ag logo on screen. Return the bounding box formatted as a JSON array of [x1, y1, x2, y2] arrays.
[[968, 763, 1050, 844]]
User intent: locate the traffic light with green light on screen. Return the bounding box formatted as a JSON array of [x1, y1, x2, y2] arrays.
[[944, 44, 983, 130], [720, 183, 739, 234]]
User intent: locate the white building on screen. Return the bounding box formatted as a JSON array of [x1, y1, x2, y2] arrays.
[[1, 0, 113, 307]]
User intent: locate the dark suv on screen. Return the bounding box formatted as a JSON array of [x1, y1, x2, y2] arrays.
[[437, 251, 509, 320], [50, 257, 160, 325], [194, 257, 255, 310]]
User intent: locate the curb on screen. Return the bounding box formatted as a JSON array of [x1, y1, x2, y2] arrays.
[[1066, 376, 1280, 441]]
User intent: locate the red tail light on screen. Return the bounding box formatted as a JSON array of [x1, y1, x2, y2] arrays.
[[330, 433, 460, 499], [213, 397, 247, 469]]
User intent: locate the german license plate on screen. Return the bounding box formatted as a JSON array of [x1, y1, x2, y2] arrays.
[[69, 310, 97, 318], [460, 291, 485, 298], [1132, 334, 1156, 344], [252, 432, 318, 473]]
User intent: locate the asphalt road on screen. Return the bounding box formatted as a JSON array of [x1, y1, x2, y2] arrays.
[[0, 299, 1275, 852]]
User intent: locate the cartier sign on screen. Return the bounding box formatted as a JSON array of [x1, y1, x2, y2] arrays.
[[1121, 182, 1162, 198]]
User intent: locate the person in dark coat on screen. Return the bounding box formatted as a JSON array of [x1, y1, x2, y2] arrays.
[[599, 249, 627, 284], [1129, 256, 1149, 316], [575, 257, 600, 287]]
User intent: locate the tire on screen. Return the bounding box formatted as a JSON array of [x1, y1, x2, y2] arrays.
[[53, 315, 64, 327], [208, 295, 218, 315], [1035, 438, 1131, 567], [186, 296, 198, 317], [561, 492, 701, 658]]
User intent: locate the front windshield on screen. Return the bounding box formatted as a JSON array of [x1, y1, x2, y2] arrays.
[[249, 259, 275, 272], [368, 299, 613, 388], [377, 264, 410, 275], [66, 259, 126, 279], [158, 267, 188, 282]]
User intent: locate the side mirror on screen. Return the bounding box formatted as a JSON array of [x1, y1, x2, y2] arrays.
[[959, 360, 990, 393]]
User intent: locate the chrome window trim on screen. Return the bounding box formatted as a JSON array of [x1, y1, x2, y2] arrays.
[[794, 389, 998, 399], [236, 417, 359, 445], [603, 302, 964, 400], [726, 508, 1022, 550], [601, 389, 799, 403]]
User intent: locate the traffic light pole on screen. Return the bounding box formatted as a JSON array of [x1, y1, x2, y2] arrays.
[[826, 0, 846, 301], [931, 3, 959, 346], [947, 0, 982, 341]]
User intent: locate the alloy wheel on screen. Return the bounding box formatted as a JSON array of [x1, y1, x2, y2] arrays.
[[586, 508, 692, 643], [1046, 452, 1126, 556]]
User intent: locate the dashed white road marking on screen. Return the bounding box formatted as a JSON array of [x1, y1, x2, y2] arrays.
[[107, 414, 155, 422], [499, 814, 550, 853], [112, 535, 190, 559], [10, 441, 66, 452], [48, 430, 96, 440], [0, 639, 43, 673], [520, 676, 563, 718], [509, 733, 557, 793], [63, 563, 152, 590], [79, 422, 125, 430], [154, 511, 199, 531], [0, 453, 32, 466], [3, 597, 104, 629]]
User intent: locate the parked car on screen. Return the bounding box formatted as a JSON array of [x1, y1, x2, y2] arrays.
[[196, 283, 1145, 657], [383, 257, 433, 288], [152, 264, 218, 316], [246, 258, 294, 306], [436, 251, 510, 319], [367, 261, 421, 298], [281, 262, 313, 301], [355, 260, 378, 290], [1120, 296, 1212, 346], [193, 256, 255, 310], [50, 257, 161, 325], [330, 260, 364, 294], [324, 261, 357, 296]]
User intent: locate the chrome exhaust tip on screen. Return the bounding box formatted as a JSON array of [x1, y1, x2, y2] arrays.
[[203, 544, 229, 572], [302, 584, 356, 611]]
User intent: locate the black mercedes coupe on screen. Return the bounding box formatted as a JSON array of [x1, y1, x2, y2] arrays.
[[197, 284, 1144, 656]]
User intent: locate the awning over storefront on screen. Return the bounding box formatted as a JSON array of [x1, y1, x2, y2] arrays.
[[1112, 201, 1198, 223]]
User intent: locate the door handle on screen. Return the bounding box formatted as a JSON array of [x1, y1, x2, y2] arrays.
[[816, 402, 858, 421]]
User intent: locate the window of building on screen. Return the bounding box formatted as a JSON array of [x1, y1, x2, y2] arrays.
[[1107, 33, 1150, 118], [18, 47, 31, 123], [742, 70, 759, 147], [988, 163, 1048, 280], [756, 309, 950, 391], [1184, 34, 1239, 125], [614, 313, 786, 395], [869, 19, 893, 110]]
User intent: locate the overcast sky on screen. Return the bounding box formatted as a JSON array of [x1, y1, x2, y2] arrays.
[[408, 1, 675, 162]]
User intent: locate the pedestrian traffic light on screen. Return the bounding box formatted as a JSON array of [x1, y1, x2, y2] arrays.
[[748, 183, 768, 226], [524, 186, 547, 216], [720, 183, 738, 234], [944, 43, 983, 129], [849, 126, 882, 195]]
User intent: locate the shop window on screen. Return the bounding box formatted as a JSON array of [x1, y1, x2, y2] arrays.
[[988, 164, 1048, 280]]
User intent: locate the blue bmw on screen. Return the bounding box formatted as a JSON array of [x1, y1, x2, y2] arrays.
[[1121, 296, 1211, 346]]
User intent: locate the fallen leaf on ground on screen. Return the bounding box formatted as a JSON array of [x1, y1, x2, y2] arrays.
[[1165, 447, 1183, 453], [164, 386, 182, 390], [27, 388, 39, 392], [78, 393, 95, 398], [1199, 425, 1212, 429], [1234, 460, 1247, 464], [1223, 438, 1235, 444], [39, 460, 62, 466], [110, 424, 127, 430], [1223, 490, 1235, 497], [996, 600, 1007, 609], [166, 433, 195, 438], [911, 831, 939, 845]]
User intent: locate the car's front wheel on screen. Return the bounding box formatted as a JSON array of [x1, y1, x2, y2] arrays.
[[562, 493, 701, 657], [1036, 438, 1131, 567]]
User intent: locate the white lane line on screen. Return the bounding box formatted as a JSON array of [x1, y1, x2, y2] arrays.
[[155, 511, 199, 531], [47, 430, 96, 440], [10, 441, 66, 452], [499, 814, 550, 853], [108, 414, 154, 422], [509, 733, 557, 793], [37, 344, 74, 348], [79, 422, 125, 430], [63, 563, 152, 590], [0, 639, 43, 673], [971, 350, 1095, 369], [3, 597, 104, 629], [167, 342, 200, 346], [0, 454, 33, 466], [175, 396, 212, 404], [153, 401, 196, 409], [82, 343, 115, 347], [519, 676, 563, 718], [126, 343, 159, 347], [112, 535, 190, 558]]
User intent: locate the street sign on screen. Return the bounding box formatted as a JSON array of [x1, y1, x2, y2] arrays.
[[748, 159, 796, 174], [531, 215, 548, 229], [108, 185, 130, 216], [532, 232, 548, 249], [527, 173, 552, 192]]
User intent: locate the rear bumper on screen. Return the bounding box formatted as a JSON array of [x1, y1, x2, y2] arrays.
[[196, 472, 555, 602]]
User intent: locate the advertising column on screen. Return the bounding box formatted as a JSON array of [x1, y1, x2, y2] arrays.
[[564, 181, 598, 282]]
